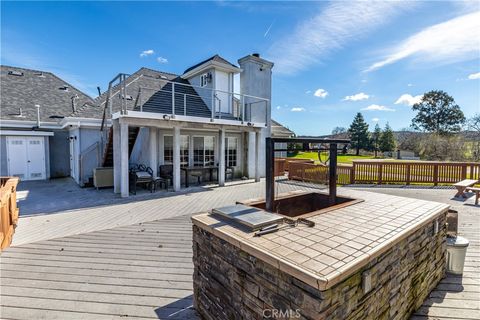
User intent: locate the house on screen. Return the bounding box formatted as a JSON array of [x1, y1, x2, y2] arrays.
[[271, 119, 295, 158], [0, 53, 274, 197], [0, 66, 100, 181]]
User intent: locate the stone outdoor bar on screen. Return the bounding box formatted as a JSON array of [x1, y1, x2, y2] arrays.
[[191, 189, 449, 320]]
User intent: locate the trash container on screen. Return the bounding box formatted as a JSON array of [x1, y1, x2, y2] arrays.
[[446, 236, 469, 275]]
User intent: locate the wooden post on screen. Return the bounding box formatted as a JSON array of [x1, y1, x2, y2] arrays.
[[265, 137, 275, 212], [350, 162, 356, 184], [173, 127, 181, 191], [378, 163, 383, 185], [219, 128, 226, 186], [461, 163, 467, 180], [406, 163, 411, 185], [433, 164, 439, 186]]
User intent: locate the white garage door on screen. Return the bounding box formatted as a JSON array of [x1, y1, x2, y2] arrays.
[[7, 136, 46, 180]]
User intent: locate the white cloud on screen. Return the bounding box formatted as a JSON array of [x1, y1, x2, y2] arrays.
[[314, 88, 328, 98], [267, 1, 415, 74], [407, 83, 413, 87], [395, 94, 423, 106], [468, 72, 480, 80], [276, 106, 281, 110], [361, 104, 395, 112], [372, 118, 380, 122], [140, 49, 154, 57], [366, 11, 480, 72], [343, 92, 369, 101], [157, 56, 168, 64], [291, 107, 306, 112], [305, 90, 312, 94]]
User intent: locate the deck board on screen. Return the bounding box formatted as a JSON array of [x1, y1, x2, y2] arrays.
[[1, 215, 197, 319], [1, 186, 479, 319]]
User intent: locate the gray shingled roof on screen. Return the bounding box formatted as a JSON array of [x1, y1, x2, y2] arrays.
[[91, 67, 212, 119], [0, 65, 97, 122], [271, 119, 295, 137], [183, 54, 238, 74]]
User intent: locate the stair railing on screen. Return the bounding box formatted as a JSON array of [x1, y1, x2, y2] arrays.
[[79, 142, 101, 186]]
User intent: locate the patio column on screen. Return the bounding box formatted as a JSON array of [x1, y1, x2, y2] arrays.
[[113, 120, 120, 193], [149, 127, 158, 176], [173, 126, 181, 191], [120, 122, 129, 197], [218, 128, 226, 186], [255, 130, 261, 182]]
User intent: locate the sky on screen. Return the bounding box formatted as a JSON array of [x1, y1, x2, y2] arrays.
[[1, 1, 479, 136]]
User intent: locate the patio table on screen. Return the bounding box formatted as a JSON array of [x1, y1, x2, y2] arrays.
[[181, 166, 234, 188]]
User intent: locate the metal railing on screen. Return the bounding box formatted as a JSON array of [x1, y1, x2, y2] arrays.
[[79, 142, 101, 186], [131, 79, 269, 125]]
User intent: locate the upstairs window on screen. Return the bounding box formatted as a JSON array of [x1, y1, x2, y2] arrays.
[[200, 73, 209, 87]]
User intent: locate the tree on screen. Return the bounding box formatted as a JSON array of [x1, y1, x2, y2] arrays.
[[371, 124, 381, 157], [331, 127, 346, 135], [348, 113, 370, 155], [468, 114, 480, 161], [411, 90, 465, 134], [379, 123, 396, 153]]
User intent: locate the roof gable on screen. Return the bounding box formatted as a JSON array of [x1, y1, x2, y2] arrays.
[[183, 54, 239, 75]]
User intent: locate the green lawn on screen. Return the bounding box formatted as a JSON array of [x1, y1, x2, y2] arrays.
[[289, 152, 377, 164]]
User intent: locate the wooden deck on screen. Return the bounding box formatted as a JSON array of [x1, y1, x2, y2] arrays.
[[0, 215, 197, 319], [1, 184, 479, 319]]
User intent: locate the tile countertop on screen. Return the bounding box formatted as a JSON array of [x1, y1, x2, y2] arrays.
[[191, 189, 449, 291]]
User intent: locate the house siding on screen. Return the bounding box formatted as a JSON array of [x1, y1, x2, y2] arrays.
[[49, 130, 70, 178]]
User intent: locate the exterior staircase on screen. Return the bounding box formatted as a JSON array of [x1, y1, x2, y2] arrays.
[[102, 126, 139, 167]]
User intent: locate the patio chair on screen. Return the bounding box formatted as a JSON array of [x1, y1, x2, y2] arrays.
[[159, 165, 173, 187], [130, 166, 154, 195]]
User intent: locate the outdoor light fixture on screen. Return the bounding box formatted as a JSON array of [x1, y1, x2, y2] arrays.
[[247, 122, 252, 126], [163, 114, 171, 121]]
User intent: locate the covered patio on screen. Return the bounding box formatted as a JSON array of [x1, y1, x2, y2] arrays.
[[111, 111, 265, 197]]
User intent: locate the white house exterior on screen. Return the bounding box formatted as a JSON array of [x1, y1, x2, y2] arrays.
[[1, 54, 275, 197]]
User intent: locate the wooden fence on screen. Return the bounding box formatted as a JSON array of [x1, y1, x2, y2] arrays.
[[287, 160, 480, 186], [1, 177, 19, 251]]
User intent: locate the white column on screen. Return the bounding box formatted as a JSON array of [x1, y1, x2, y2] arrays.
[[218, 128, 226, 186], [255, 130, 261, 182], [149, 127, 158, 176], [120, 122, 129, 197], [247, 132, 256, 179], [113, 120, 120, 193], [173, 126, 181, 191]]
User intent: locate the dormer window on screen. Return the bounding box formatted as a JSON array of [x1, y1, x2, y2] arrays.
[[200, 73, 210, 87]]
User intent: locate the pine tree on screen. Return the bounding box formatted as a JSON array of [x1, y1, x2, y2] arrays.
[[348, 113, 370, 155], [379, 123, 396, 153], [372, 123, 381, 157]]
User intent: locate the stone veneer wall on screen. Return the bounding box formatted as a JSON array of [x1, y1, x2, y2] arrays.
[[192, 213, 446, 320]]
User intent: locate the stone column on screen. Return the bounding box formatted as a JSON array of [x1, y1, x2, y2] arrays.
[[120, 122, 129, 197], [149, 127, 158, 176], [113, 120, 120, 194], [173, 126, 181, 191], [218, 128, 226, 186], [255, 130, 261, 182]]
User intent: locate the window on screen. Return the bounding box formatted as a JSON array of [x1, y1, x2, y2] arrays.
[[194, 136, 215, 167], [225, 137, 238, 167], [164, 135, 189, 167], [200, 73, 209, 87]]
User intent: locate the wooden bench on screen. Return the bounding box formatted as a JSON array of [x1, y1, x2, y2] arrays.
[[453, 179, 478, 198], [466, 187, 480, 205]]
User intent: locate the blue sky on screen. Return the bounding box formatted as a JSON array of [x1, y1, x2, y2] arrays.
[[2, 1, 479, 136]]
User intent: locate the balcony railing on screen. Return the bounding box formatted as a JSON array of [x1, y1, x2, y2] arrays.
[[114, 78, 269, 126]]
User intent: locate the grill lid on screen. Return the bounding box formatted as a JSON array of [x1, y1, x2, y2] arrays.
[[211, 204, 283, 231]]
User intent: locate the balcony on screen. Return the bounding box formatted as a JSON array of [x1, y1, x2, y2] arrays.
[[109, 77, 269, 128]]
